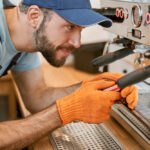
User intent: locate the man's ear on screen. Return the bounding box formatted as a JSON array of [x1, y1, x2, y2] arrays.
[[27, 5, 43, 29]]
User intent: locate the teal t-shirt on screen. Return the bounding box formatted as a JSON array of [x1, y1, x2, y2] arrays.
[[0, 0, 41, 76]]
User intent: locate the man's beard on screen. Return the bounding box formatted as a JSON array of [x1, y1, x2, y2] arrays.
[[33, 19, 74, 67]]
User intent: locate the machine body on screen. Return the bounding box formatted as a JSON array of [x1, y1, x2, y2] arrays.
[[92, 0, 150, 149]]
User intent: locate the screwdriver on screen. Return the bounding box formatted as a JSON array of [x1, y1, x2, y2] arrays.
[[102, 65, 150, 106], [102, 78, 127, 106]]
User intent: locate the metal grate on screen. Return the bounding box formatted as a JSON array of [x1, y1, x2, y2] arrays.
[[135, 92, 150, 126], [112, 103, 150, 145], [135, 82, 150, 123], [116, 104, 150, 141], [49, 122, 124, 150]]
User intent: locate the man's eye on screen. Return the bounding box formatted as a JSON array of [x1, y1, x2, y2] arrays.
[[67, 25, 74, 30]]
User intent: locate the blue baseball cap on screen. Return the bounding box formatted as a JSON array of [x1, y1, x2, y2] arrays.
[[22, 0, 112, 27]]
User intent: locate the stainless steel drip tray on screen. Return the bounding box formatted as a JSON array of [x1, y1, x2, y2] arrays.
[[111, 103, 150, 149], [49, 122, 124, 150]]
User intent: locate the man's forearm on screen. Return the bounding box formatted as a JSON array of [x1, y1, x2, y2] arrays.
[[41, 82, 81, 105], [25, 82, 81, 113], [0, 104, 61, 150], [11, 68, 81, 113]]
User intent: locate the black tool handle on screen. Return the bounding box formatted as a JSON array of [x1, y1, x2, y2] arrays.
[[92, 47, 134, 67], [117, 65, 150, 88]]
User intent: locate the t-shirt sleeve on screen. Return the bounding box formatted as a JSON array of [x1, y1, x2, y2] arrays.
[[11, 52, 41, 72]]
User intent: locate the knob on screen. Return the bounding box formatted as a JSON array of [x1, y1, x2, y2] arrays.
[[94, 7, 124, 23]]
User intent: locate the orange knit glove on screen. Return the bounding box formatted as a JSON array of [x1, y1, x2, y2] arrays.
[[82, 72, 138, 110], [121, 85, 138, 109], [56, 80, 121, 125]]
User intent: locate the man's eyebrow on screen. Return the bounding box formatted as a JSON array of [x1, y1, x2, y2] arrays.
[[72, 23, 85, 30]]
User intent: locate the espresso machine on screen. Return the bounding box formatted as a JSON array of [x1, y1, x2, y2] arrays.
[[49, 0, 150, 149], [92, 0, 150, 149]]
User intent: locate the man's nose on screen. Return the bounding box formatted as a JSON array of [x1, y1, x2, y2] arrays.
[[68, 32, 81, 49]]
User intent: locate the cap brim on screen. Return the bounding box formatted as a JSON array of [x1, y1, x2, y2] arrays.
[[53, 9, 112, 27]]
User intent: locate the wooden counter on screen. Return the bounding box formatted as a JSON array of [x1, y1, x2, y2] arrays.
[[12, 64, 144, 150], [0, 75, 17, 120]]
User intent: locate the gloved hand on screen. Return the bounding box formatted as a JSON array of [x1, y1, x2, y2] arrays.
[[56, 79, 121, 125], [82, 72, 138, 110], [121, 85, 138, 109]]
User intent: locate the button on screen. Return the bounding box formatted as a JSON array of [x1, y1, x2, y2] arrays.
[[146, 13, 150, 24]]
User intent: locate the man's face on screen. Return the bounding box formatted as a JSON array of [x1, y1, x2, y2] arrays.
[[33, 11, 83, 67]]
